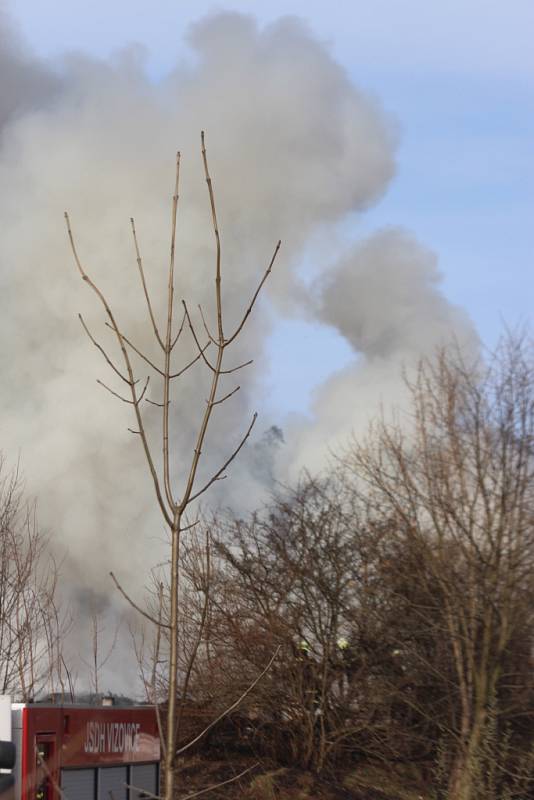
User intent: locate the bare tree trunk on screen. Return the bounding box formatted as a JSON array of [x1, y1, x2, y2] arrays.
[[164, 519, 180, 800]]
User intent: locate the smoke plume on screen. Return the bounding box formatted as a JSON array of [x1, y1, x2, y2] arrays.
[[281, 228, 478, 477], [0, 9, 477, 688]]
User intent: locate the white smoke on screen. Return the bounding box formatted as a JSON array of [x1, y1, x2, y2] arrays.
[[0, 9, 477, 689]]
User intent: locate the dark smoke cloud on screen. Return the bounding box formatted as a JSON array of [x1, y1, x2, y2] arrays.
[[0, 6, 61, 132]]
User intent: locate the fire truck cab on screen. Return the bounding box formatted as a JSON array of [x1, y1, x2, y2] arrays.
[[0, 696, 160, 800]]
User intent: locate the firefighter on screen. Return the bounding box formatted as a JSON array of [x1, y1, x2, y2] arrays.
[[334, 635, 353, 697], [297, 639, 311, 659], [293, 639, 321, 714]]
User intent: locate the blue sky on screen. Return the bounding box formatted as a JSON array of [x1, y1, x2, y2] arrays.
[[8, 0, 534, 416]]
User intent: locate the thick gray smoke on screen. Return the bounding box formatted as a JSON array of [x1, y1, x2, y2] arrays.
[[281, 229, 478, 477], [0, 9, 477, 689]]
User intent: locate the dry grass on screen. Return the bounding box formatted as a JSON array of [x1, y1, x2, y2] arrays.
[[172, 754, 431, 799], [343, 763, 427, 800]]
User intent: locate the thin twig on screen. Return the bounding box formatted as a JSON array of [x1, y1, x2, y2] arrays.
[[162, 151, 181, 511], [169, 347, 210, 379], [131, 217, 164, 349], [111, 320, 206, 380], [211, 385, 240, 406], [79, 314, 130, 384], [181, 519, 200, 532], [97, 380, 135, 405], [201, 131, 223, 343], [219, 358, 254, 374], [182, 301, 217, 372], [110, 572, 170, 629], [97, 375, 149, 405], [171, 309, 187, 351], [66, 211, 173, 528], [106, 323, 165, 376], [182, 301, 252, 374], [197, 304, 217, 345], [188, 413, 257, 502], [175, 645, 280, 756], [225, 239, 281, 346]]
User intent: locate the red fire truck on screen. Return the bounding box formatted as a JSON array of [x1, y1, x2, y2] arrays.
[[0, 695, 160, 799]]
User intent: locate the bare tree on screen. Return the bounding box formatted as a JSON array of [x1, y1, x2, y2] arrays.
[[346, 336, 534, 800], [66, 133, 280, 799], [0, 454, 68, 700], [134, 336, 532, 798], [80, 608, 121, 697], [130, 575, 165, 705], [206, 476, 402, 775]]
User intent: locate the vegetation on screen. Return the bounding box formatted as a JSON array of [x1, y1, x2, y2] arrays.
[[0, 456, 69, 700], [175, 335, 534, 800], [3, 321, 533, 799]]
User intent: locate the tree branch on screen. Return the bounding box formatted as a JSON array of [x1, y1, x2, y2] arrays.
[[182, 301, 252, 374], [97, 375, 149, 405], [131, 217, 165, 350], [66, 211, 173, 528], [201, 131, 223, 343], [175, 646, 280, 756], [225, 239, 281, 346], [110, 572, 171, 629], [211, 385, 240, 407], [106, 323, 165, 376], [197, 304, 217, 346], [79, 314, 130, 384], [188, 413, 257, 503]]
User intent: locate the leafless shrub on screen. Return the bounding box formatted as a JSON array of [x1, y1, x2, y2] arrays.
[[0, 455, 70, 700], [347, 335, 534, 800]]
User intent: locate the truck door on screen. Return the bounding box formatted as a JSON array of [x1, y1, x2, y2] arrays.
[[34, 735, 56, 800]]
